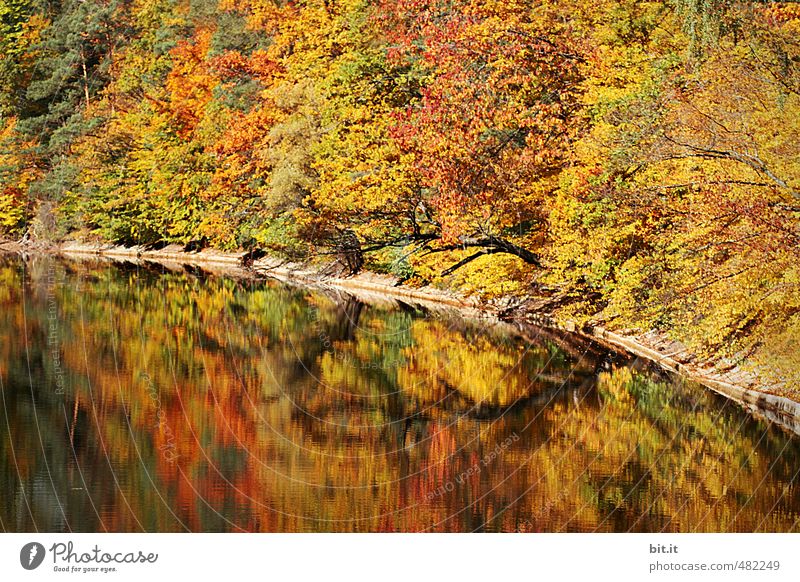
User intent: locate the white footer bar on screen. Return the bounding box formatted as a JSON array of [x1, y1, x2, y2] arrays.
[[0, 533, 796, 581]]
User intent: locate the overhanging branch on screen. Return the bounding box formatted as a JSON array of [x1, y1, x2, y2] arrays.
[[424, 234, 543, 275]]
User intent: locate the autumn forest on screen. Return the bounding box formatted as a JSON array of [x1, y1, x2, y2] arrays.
[[1, 0, 799, 391]]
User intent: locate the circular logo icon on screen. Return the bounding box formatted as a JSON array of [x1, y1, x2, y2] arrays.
[[20, 542, 46, 570]]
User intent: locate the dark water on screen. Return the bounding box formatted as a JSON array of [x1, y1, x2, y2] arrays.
[[1, 255, 799, 532]]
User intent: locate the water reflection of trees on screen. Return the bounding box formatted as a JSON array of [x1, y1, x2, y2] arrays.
[[0, 256, 798, 532]]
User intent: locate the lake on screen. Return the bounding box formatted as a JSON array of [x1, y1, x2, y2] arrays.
[[1, 254, 798, 532]]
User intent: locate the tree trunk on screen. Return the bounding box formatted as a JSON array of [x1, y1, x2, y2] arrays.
[[81, 49, 90, 110], [335, 229, 364, 275]]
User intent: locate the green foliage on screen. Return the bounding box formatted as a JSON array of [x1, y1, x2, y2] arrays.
[[0, 0, 37, 116], [17, 0, 130, 152]]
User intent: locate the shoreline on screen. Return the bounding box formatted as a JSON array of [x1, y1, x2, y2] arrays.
[[4, 238, 799, 435]]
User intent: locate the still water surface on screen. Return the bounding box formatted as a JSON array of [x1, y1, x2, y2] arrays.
[[1, 255, 799, 532]]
